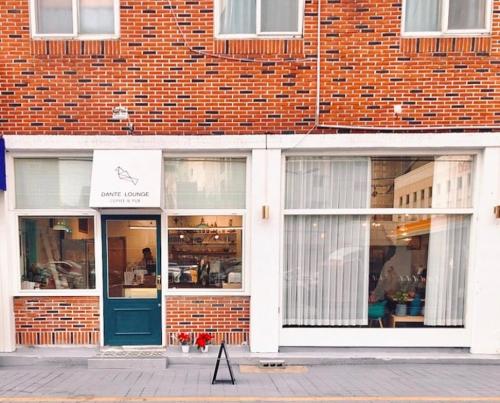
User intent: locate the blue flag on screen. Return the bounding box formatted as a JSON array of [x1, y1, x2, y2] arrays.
[[0, 137, 6, 191]]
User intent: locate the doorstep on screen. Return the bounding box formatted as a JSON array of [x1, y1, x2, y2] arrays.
[[1, 346, 499, 368]]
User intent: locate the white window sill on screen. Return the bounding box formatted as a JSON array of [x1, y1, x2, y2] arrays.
[[15, 290, 100, 297], [401, 31, 491, 39], [165, 289, 250, 297], [31, 34, 120, 41], [215, 34, 303, 40]]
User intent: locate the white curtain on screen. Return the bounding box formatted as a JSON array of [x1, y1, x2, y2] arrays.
[[405, 0, 441, 32], [15, 159, 92, 209], [165, 158, 246, 209], [219, 0, 256, 34], [36, 0, 73, 34], [425, 215, 470, 326], [284, 215, 369, 326], [261, 0, 299, 32], [283, 157, 370, 326], [79, 0, 115, 34], [448, 0, 486, 30], [286, 157, 370, 209]]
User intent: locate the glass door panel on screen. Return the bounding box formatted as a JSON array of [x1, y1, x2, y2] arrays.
[[106, 219, 158, 299]]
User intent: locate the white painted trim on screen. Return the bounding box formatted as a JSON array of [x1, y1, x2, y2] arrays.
[[29, 0, 120, 40], [164, 155, 250, 296], [401, 0, 492, 37], [213, 0, 304, 39], [280, 328, 470, 347], [283, 208, 474, 215], [278, 152, 478, 348], [5, 134, 500, 152]]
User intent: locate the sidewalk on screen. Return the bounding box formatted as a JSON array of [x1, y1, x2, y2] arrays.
[[0, 362, 500, 402], [1, 346, 500, 368]]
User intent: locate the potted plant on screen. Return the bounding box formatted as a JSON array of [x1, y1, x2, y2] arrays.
[[178, 332, 191, 353], [394, 291, 408, 316], [195, 333, 212, 353]]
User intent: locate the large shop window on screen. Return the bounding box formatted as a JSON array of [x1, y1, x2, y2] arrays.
[[31, 0, 119, 38], [165, 158, 246, 290], [403, 0, 490, 35], [19, 217, 95, 290], [15, 158, 95, 291], [216, 0, 303, 38], [283, 156, 473, 328]]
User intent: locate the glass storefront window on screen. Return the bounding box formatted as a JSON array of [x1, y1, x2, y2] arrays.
[[19, 217, 95, 290], [283, 155, 473, 329], [168, 216, 243, 289], [285, 157, 370, 209], [165, 158, 246, 209], [15, 158, 92, 209], [371, 156, 473, 208], [369, 214, 469, 328]]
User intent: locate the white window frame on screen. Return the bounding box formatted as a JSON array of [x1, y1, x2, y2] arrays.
[[29, 0, 120, 40], [214, 0, 304, 39], [7, 154, 101, 297], [280, 151, 478, 348], [401, 0, 492, 38], [164, 154, 251, 297]]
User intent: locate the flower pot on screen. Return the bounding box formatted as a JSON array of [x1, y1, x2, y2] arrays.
[[200, 346, 209, 353], [395, 303, 407, 316], [181, 344, 190, 353]]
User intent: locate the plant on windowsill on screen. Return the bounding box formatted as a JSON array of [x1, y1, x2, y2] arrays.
[[195, 333, 213, 353], [178, 332, 191, 353], [394, 291, 409, 316]]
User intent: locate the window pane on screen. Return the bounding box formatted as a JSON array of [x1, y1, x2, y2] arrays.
[[35, 0, 73, 34], [369, 214, 469, 328], [15, 159, 92, 209], [404, 0, 441, 32], [168, 216, 243, 289], [165, 158, 246, 209], [219, 0, 256, 34], [371, 156, 473, 208], [79, 0, 115, 34], [448, 0, 486, 30], [285, 157, 370, 209], [261, 0, 299, 32], [20, 217, 95, 290], [106, 219, 158, 299], [283, 215, 370, 326]]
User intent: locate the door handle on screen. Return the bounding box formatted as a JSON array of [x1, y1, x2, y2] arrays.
[[156, 275, 162, 290]]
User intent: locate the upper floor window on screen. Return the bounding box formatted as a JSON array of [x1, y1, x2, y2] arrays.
[[403, 0, 491, 36], [30, 0, 120, 39], [215, 0, 303, 38]]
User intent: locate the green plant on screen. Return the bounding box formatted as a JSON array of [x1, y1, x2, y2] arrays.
[[394, 291, 409, 304]]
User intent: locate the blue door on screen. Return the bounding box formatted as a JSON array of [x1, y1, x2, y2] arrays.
[[102, 215, 162, 346]]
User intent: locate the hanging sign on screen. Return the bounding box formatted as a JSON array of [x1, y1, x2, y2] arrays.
[[0, 137, 6, 191], [89, 150, 162, 208]]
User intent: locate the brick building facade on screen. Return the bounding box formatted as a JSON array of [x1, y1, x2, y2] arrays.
[[0, 0, 498, 136], [0, 0, 499, 354]]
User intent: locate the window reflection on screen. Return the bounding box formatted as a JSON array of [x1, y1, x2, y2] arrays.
[[19, 217, 95, 290], [168, 216, 243, 289]]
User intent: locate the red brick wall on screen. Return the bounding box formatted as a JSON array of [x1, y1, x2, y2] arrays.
[[14, 297, 100, 345], [166, 296, 250, 345], [0, 0, 498, 135]]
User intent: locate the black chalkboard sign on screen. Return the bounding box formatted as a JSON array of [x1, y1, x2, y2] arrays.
[[211, 341, 235, 385]]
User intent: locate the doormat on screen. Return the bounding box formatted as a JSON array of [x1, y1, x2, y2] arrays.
[[239, 365, 308, 374], [96, 350, 166, 359]]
